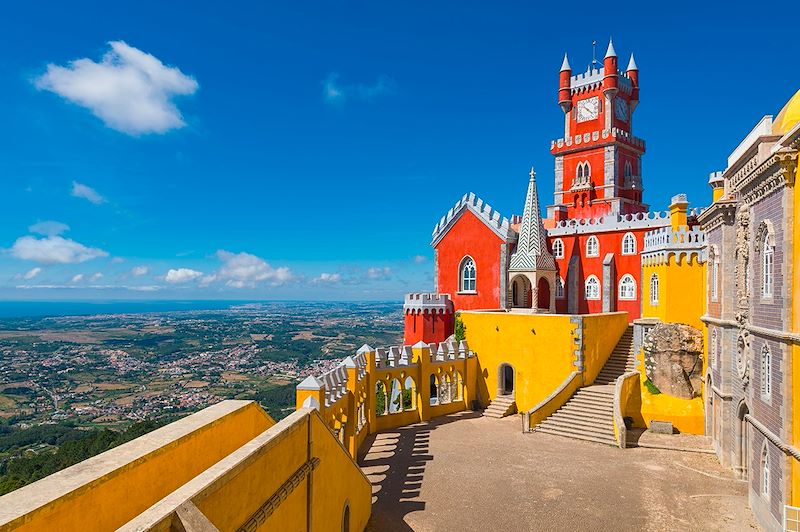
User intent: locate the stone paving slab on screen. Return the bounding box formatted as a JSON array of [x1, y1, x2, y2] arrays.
[[360, 412, 759, 531]]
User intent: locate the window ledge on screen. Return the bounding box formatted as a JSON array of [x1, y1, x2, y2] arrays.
[[457, 291, 478, 295]]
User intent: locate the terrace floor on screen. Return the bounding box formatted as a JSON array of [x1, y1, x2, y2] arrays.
[[359, 412, 759, 531]]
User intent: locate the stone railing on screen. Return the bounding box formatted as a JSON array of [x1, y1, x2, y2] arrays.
[[522, 371, 582, 432], [641, 226, 707, 265], [612, 371, 640, 449], [551, 127, 645, 151], [547, 209, 671, 236]]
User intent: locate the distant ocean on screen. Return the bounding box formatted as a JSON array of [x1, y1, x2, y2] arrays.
[[0, 300, 266, 318]]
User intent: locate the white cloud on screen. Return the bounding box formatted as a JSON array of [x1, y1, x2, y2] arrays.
[[111, 256, 125, 264], [323, 73, 396, 105], [29, 221, 69, 236], [11, 235, 108, 264], [313, 272, 342, 284], [71, 181, 106, 204], [165, 268, 203, 284], [35, 41, 198, 135], [413, 255, 427, 263], [90, 272, 103, 282], [367, 267, 392, 280], [209, 250, 292, 288], [71, 274, 84, 283], [23, 267, 42, 280], [131, 265, 149, 276]]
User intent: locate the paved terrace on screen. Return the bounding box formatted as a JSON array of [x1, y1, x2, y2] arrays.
[[360, 412, 759, 531]]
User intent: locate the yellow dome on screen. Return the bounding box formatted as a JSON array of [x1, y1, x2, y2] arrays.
[[773, 88, 800, 135]]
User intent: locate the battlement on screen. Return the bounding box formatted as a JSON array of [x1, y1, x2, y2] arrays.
[[551, 127, 645, 153], [431, 192, 515, 246], [547, 210, 672, 236], [642, 226, 707, 265], [403, 292, 454, 314], [569, 67, 633, 93]]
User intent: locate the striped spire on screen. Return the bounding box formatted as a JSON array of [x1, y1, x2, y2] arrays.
[[509, 168, 555, 271]]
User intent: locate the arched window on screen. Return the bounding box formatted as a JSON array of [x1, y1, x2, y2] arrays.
[[429, 374, 438, 406], [551, 238, 564, 259], [586, 236, 599, 257], [574, 162, 591, 186], [761, 345, 771, 398], [618, 274, 636, 300], [556, 277, 565, 299], [460, 257, 476, 292], [621, 233, 636, 255], [762, 238, 774, 298], [649, 274, 659, 305], [585, 275, 600, 300], [761, 444, 770, 498], [624, 161, 633, 187], [403, 376, 416, 410]]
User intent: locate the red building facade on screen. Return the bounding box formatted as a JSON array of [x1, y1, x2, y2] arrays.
[[423, 41, 694, 322]]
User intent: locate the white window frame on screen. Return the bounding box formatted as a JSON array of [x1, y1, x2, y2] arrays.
[[552, 238, 564, 259], [762, 241, 774, 299], [618, 274, 636, 300], [621, 232, 636, 255], [585, 275, 600, 300], [586, 236, 599, 258], [556, 276, 565, 299], [459, 256, 476, 293], [649, 274, 659, 306], [761, 344, 772, 399]]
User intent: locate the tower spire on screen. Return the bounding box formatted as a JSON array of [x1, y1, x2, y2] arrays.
[[560, 53, 571, 72], [626, 53, 638, 71], [509, 168, 555, 272], [604, 37, 617, 58]]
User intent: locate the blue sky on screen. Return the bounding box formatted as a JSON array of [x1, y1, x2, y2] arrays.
[[0, 1, 797, 301]]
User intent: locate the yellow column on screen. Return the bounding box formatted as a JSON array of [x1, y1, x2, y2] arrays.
[[343, 356, 359, 457], [357, 344, 377, 436], [413, 341, 433, 421], [296, 376, 325, 412]]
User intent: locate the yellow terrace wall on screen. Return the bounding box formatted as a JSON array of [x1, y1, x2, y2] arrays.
[[0, 401, 273, 532], [120, 408, 372, 532], [459, 311, 629, 413], [642, 255, 705, 331], [297, 341, 478, 459], [635, 348, 704, 434]]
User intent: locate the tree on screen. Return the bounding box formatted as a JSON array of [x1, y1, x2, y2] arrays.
[[454, 313, 467, 342]]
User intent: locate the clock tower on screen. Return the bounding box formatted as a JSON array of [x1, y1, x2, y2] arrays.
[[548, 39, 646, 220]]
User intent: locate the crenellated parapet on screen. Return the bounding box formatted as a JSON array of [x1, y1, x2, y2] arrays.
[[431, 192, 515, 246], [547, 209, 672, 236], [403, 292, 454, 315], [296, 340, 478, 458], [551, 127, 645, 154], [641, 226, 707, 265]]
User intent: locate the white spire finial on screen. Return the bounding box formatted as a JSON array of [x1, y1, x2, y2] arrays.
[[529, 166, 536, 180], [626, 53, 638, 71], [560, 53, 571, 72], [604, 37, 617, 59]]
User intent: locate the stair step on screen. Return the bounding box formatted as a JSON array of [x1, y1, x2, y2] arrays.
[[537, 421, 615, 439], [543, 416, 613, 431], [555, 407, 612, 420], [535, 424, 616, 443], [567, 397, 613, 408], [534, 425, 616, 444]]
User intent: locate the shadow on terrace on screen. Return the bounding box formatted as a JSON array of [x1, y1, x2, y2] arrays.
[[359, 410, 483, 531]]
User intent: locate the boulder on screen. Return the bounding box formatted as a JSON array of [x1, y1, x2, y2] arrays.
[[642, 323, 704, 399]]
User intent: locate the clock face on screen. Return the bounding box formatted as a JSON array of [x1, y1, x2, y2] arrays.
[[615, 98, 628, 122], [576, 97, 599, 122]]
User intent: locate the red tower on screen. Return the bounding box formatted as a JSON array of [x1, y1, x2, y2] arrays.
[[547, 40, 646, 221], [403, 293, 454, 345]]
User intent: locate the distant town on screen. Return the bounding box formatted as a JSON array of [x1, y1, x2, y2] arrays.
[[0, 302, 402, 429]]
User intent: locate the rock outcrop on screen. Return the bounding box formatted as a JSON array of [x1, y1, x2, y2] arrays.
[[642, 323, 704, 399]]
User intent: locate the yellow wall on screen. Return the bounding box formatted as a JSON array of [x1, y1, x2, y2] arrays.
[[459, 311, 629, 413], [0, 402, 274, 532], [642, 254, 706, 331], [636, 361, 704, 435], [793, 162, 800, 506]]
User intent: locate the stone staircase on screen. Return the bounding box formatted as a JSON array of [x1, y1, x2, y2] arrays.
[[532, 326, 636, 446], [593, 326, 635, 385], [483, 394, 516, 419]]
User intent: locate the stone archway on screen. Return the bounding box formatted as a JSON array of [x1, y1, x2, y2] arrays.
[[735, 401, 750, 480], [498, 363, 514, 396], [510, 275, 532, 308], [537, 277, 550, 310]]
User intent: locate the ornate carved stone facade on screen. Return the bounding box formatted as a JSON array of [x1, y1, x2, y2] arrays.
[[698, 107, 800, 531]]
